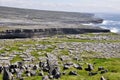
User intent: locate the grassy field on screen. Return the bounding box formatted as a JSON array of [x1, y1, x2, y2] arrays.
[[0, 33, 120, 80], [0, 59, 118, 80]]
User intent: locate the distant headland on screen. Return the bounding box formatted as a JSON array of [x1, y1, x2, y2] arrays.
[[0, 6, 110, 39]]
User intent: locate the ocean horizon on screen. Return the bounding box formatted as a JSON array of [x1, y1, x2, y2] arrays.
[[96, 13, 120, 33], [83, 13, 120, 33]]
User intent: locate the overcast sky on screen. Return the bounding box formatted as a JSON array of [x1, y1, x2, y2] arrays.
[[0, 0, 120, 13]]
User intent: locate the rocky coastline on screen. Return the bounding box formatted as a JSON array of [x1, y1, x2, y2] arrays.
[[0, 6, 120, 80], [0, 6, 110, 39]]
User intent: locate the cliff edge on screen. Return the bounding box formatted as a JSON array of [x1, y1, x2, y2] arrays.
[[0, 6, 109, 39]]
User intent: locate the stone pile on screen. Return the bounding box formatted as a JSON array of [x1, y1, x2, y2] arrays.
[[0, 46, 108, 80], [0, 61, 108, 80]]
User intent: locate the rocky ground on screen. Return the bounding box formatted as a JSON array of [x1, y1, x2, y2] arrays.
[[0, 6, 119, 80], [0, 33, 120, 80]]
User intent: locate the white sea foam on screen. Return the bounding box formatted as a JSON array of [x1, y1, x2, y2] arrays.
[[82, 23, 94, 26], [82, 19, 120, 33], [102, 20, 120, 25], [99, 20, 120, 33], [99, 26, 108, 29], [99, 26, 120, 33], [110, 28, 120, 33], [102, 20, 109, 25]]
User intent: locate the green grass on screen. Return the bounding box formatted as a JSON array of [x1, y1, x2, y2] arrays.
[[39, 40, 55, 45], [0, 74, 2, 80], [0, 49, 5, 53], [31, 51, 40, 59], [10, 55, 22, 63], [60, 58, 120, 80], [44, 46, 56, 52], [53, 37, 120, 43], [60, 49, 69, 55], [24, 76, 42, 80]]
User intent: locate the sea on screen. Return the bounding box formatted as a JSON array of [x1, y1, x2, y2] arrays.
[[83, 13, 120, 33]]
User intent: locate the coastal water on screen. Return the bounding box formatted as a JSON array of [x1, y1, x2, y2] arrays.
[[95, 13, 120, 33]]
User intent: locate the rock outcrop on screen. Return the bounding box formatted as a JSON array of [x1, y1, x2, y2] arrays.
[[0, 28, 110, 39]]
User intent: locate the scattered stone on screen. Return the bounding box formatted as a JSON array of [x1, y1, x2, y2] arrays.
[[9, 68, 15, 74], [0, 57, 10, 64], [25, 70, 31, 77], [60, 55, 71, 61], [9, 64, 17, 69], [17, 62, 23, 69], [98, 66, 104, 71], [3, 67, 13, 80], [63, 64, 70, 70], [19, 77, 24, 80], [39, 70, 44, 76], [101, 70, 108, 74], [26, 73, 31, 77], [47, 53, 58, 74], [42, 75, 50, 80], [73, 64, 82, 70], [0, 66, 3, 73], [89, 72, 97, 76], [30, 70, 36, 76], [62, 71, 66, 75], [48, 75, 53, 79], [65, 62, 73, 66], [69, 71, 77, 75], [73, 56, 79, 61], [100, 76, 106, 80], [0, 35, 119, 79], [52, 67, 61, 79], [42, 62, 49, 72], [16, 71, 23, 79], [85, 64, 94, 71], [32, 65, 38, 70], [39, 61, 45, 68], [54, 72, 61, 79]]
